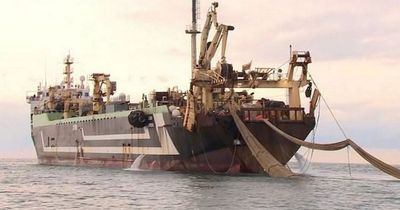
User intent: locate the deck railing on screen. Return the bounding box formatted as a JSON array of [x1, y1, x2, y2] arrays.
[[240, 107, 305, 123]]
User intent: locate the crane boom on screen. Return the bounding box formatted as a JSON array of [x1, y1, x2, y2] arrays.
[[198, 6, 217, 67]]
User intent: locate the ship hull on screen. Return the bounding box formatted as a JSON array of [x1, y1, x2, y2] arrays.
[[36, 148, 242, 173], [30, 106, 315, 174]]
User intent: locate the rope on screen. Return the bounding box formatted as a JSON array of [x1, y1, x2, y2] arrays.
[[199, 136, 218, 174], [297, 98, 320, 174], [308, 73, 348, 139], [275, 59, 290, 70], [347, 146, 352, 177], [308, 71, 352, 176], [199, 132, 238, 174]]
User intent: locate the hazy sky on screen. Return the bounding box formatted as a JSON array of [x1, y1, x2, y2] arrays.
[[0, 0, 399, 164]]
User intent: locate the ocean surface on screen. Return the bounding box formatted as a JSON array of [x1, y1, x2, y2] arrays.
[[0, 159, 399, 210]]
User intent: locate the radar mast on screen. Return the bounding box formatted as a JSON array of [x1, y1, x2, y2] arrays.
[[185, 0, 201, 70], [63, 54, 74, 89]]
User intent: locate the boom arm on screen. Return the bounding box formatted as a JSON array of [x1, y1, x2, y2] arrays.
[[200, 24, 234, 69], [198, 10, 215, 66], [197, 2, 234, 70]]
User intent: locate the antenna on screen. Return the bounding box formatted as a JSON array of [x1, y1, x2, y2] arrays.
[[196, 0, 200, 21], [63, 53, 74, 89], [44, 55, 47, 88], [194, 0, 200, 23]]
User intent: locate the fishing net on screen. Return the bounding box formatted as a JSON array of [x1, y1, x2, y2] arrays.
[[263, 119, 400, 179], [229, 105, 295, 177]]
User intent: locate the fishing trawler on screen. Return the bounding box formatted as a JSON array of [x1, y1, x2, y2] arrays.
[[26, 2, 320, 175]]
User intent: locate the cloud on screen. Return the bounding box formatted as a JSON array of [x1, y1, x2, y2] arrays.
[[0, 0, 400, 158], [216, 0, 400, 62]]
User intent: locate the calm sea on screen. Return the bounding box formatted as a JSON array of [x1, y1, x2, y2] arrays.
[[0, 159, 399, 209]]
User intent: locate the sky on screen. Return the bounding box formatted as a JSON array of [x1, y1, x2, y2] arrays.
[[0, 0, 399, 164]]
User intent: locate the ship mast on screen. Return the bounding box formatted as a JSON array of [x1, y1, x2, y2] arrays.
[[62, 54, 74, 119], [186, 0, 200, 71], [63, 54, 74, 89]]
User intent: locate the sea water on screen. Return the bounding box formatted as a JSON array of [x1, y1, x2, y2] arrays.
[[0, 159, 399, 209]]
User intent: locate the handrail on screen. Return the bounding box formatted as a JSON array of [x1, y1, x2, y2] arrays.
[[240, 107, 305, 122], [240, 107, 304, 111]]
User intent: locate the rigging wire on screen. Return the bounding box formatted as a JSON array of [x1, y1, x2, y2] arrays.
[[347, 146, 352, 177], [308, 71, 352, 177], [299, 97, 321, 173], [308, 73, 348, 139], [199, 132, 238, 174], [275, 59, 290, 70]]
